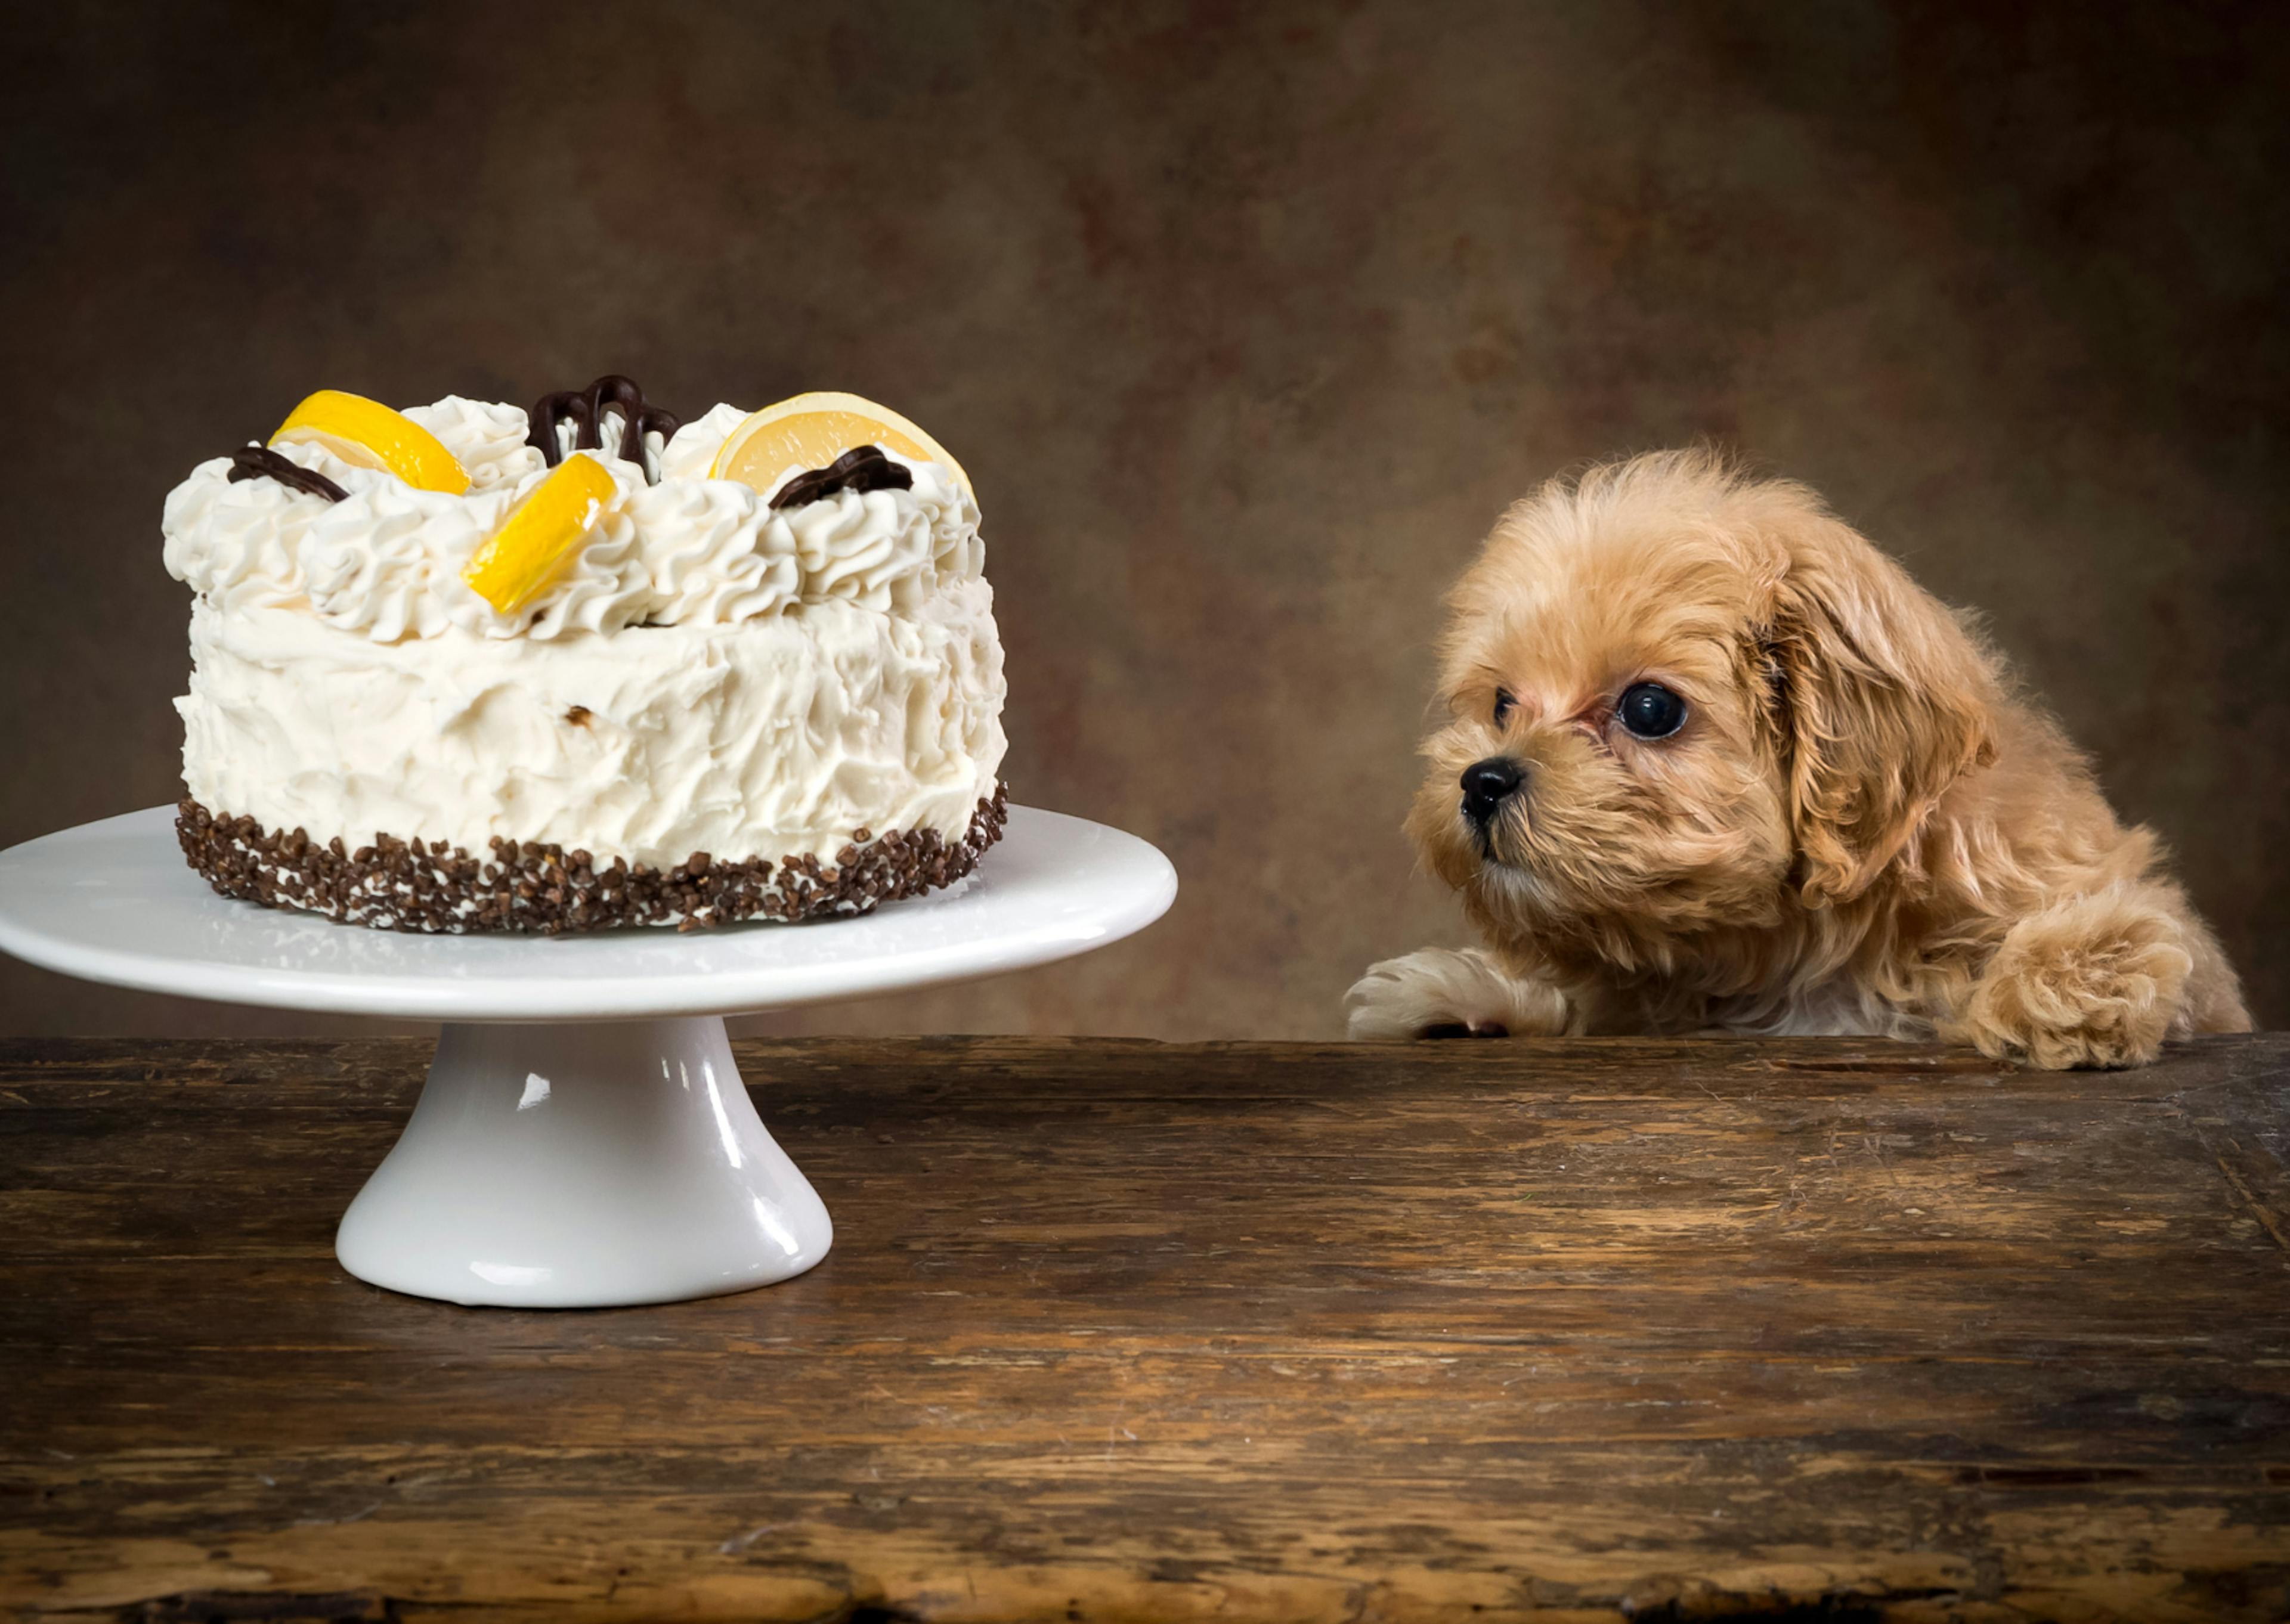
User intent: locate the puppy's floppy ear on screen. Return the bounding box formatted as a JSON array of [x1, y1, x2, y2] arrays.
[[1761, 511, 1997, 907]]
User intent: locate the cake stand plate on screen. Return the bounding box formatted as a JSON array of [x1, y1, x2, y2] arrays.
[[0, 805, 1176, 1307]]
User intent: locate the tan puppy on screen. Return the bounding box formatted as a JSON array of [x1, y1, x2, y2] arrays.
[[1347, 451, 2249, 1067]]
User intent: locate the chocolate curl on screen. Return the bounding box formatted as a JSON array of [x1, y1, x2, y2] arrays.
[[528, 375, 683, 483], [769, 444, 915, 510], [225, 444, 347, 502]]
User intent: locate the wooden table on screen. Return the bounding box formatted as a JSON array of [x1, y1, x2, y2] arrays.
[[3, 1035, 2286, 1622]]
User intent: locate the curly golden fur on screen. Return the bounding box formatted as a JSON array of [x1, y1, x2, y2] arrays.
[[1346, 451, 2248, 1068]]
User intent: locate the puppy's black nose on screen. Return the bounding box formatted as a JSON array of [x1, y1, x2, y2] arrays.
[[1460, 757, 1525, 822]]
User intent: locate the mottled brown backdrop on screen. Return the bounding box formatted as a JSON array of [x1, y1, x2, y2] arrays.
[[3, 1, 2283, 1039]]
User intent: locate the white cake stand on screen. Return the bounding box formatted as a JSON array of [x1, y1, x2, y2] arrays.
[[0, 805, 1175, 1309]]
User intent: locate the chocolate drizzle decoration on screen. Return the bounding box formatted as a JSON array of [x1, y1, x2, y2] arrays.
[[225, 445, 347, 503], [769, 444, 914, 510], [528, 374, 681, 482]]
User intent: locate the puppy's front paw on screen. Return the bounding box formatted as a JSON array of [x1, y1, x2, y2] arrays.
[[1345, 947, 1569, 1041], [1958, 890, 2196, 1070]]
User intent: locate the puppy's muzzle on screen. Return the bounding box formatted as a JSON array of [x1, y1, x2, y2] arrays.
[[1460, 757, 1525, 826]]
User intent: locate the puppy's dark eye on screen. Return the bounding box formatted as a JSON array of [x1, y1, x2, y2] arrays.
[[1617, 682, 1687, 739], [1493, 689, 1515, 726]]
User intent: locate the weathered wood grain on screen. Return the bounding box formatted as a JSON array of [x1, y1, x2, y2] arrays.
[[2, 1034, 2286, 1622]]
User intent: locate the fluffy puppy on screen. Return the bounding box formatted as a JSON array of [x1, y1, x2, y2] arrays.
[[1346, 451, 2248, 1068]]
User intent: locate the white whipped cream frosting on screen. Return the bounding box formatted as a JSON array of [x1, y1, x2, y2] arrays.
[[162, 397, 985, 639], [403, 396, 547, 490], [168, 395, 1006, 869], [178, 583, 1004, 867]]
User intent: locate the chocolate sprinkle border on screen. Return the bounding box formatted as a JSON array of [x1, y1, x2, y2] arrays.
[[175, 786, 1008, 935]]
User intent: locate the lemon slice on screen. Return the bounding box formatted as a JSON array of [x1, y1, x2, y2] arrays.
[[461, 454, 618, 615], [270, 390, 470, 495], [709, 390, 970, 496]]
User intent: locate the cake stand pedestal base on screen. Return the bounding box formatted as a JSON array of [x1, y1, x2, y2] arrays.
[[0, 804, 1177, 1311], [334, 1017, 831, 1307]]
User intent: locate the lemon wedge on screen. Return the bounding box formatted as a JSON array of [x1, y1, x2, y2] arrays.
[[270, 390, 470, 495], [710, 390, 969, 497], [461, 454, 618, 615]]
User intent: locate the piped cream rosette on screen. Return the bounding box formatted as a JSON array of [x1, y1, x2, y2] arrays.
[[165, 389, 988, 642]]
